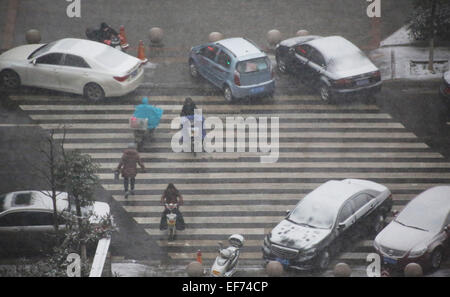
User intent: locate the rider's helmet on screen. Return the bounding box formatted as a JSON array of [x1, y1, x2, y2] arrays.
[[228, 234, 244, 248]]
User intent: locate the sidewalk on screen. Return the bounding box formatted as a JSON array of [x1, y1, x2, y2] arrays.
[[368, 25, 449, 82]]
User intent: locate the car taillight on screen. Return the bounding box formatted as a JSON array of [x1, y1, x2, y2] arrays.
[[114, 75, 129, 82], [373, 70, 381, 81], [234, 71, 241, 86], [445, 86, 450, 94]]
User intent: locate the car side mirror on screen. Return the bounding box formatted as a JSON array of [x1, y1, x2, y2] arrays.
[[392, 210, 399, 217], [30, 59, 36, 65], [337, 222, 345, 230], [445, 224, 450, 233], [285, 210, 290, 216]]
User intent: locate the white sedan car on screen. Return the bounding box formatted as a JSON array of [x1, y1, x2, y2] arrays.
[[0, 190, 111, 233], [0, 38, 144, 101]]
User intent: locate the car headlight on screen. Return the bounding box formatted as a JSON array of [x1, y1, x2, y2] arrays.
[[408, 245, 427, 258], [373, 240, 380, 251], [264, 234, 271, 247], [298, 248, 317, 261]]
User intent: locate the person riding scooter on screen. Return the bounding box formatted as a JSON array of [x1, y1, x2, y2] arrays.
[[85, 22, 124, 50], [159, 183, 185, 231], [131, 97, 163, 151]]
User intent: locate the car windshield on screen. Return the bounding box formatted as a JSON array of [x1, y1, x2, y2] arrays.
[[395, 200, 446, 233], [288, 197, 337, 229], [0, 193, 6, 212], [236, 57, 269, 74], [327, 51, 372, 73], [27, 41, 57, 60]]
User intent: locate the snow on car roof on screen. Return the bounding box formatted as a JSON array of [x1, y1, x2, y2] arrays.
[[216, 37, 263, 58], [51, 38, 111, 58], [408, 186, 450, 213], [303, 179, 383, 208], [52, 38, 139, 72], [305, 36, 362, 61], [279, 35, 322, 47], [1, 191, 68, 212]]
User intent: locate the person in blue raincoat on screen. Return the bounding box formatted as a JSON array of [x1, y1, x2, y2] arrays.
[[133, 97, 163, 130]]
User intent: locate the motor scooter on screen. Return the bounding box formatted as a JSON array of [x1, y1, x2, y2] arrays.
[[210, 234, 245, 277], [165, 203, 178, 241]]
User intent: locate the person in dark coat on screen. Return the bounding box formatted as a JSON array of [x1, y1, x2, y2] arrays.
[[99, 22, 119, 42], [180, 97, 197, 117], [160, 183, 185, 230], [116, 143, 145, 198]]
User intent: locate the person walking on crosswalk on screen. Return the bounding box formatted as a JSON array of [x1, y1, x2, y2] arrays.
[[116, 143, 145, 198]]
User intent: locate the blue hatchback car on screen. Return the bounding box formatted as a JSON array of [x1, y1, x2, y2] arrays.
[[188, 37, 275, 102]]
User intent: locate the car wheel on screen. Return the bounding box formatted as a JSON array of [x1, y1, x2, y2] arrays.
[[372, 214, 385, 235], [84, 83, 105, 102], [276, 57, 287, 74], [317, 249, 330, 271], [1, 70, 21, 89], [223, 85, 234, 103], [189, 60, 199, 78], [319, 83, 332, 103], [430, 248, 443, 270]]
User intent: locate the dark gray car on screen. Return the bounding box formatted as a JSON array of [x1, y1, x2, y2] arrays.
[[262, 179, 392, 271], [275, 35, 382, 103]]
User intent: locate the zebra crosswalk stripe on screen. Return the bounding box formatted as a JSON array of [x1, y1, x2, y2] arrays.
[[15, 93, 450, 264]]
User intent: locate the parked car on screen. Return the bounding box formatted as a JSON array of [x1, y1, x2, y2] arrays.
[[188, 37, 275, 102], [0, 190, 111, 251], [275, 35, 382, 103], [262, 179, 392, 271], [373, 186, 450, 272], [439, 71, 450, 101], [0, 38, 144, 101]]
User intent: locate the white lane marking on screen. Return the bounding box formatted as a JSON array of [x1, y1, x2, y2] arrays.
[[145, 228, 265, 236], [88, 152, 443, 160], [103, 183, 445, 191], [39, 122, 403, 129], [125, 204, 296, 213], [62, 141, 428, 149], [99, 171, 450, 180], [0, 123, 38, 127], [55, 131, 418, 139], [29, 112, 392, 120], [112, 194, 413, 202], [134, 216, 283, 224], [101, 161, 450, 170], [20, 104, 380, 111]]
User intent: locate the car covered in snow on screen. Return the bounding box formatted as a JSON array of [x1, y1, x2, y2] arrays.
[[373, 186, 450, 272], [275, 35, 381, 103], [0, 38, 144, 102], [188, 37, 275, 102], [440, 71, 450, 101], [262, 179, 392, 271], [0, 190, 111, 251]]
